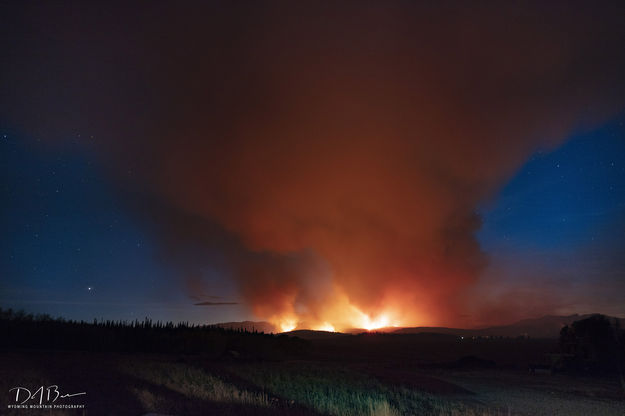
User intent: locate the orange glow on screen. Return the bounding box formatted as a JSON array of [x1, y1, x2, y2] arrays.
[[313, 322, 336, 332], [357, 313, 395, 331], [269, 290, 407, 333], [349, 306, 399, 331], [277, 316, 297, 332]]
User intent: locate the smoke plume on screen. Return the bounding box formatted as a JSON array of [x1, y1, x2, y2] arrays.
[[2, 1, 625, 328]]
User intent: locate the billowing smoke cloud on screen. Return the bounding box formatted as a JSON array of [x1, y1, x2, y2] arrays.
[[2, 2, 625, 328]]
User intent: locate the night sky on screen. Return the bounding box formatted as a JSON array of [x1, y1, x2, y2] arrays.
[[1, 2, 624, 330]]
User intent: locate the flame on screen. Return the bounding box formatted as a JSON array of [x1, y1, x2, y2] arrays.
[[269, 300, 402, 333], [278, 316, 297, 332], [266, 288, 410, 333], [314, 322, 336, 332], [350, 307, 399, 331], [360, 314, 392, 331]]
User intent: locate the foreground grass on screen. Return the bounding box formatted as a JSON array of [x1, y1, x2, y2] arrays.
[[123, 358, 506, 415], [226, 362, 505, 416], [123, 361, 270, 409]]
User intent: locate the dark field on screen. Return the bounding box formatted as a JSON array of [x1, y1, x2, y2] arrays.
[[2, 327, 624, 416]]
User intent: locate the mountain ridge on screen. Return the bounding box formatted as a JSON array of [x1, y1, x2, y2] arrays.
[[213, 313, 625, 338]]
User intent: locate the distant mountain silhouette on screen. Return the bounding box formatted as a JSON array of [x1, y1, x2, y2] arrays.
[[393, 314, 625, 338], [343, 326, 399, 334], [214, 314, 625, 338], [283, 330, 352, 340]]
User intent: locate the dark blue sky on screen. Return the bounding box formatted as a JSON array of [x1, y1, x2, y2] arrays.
[[2, 116, 624, 323], [476, 117, 625, 319], [0, 134, 245, 323]]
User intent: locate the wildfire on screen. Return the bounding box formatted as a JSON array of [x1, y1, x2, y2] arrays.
[[271, 301, 401, 333], [278, 317, 297, 332], [359, 314, 393, 331], [268, 289, 408, 333], [313, 322, 336, 332], [351, 307, 398, 331]]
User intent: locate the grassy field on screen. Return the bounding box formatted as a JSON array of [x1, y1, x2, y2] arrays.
[[221, 361, 501, 416], [1, 316, 623, 416], [2, 349, 624, 416]]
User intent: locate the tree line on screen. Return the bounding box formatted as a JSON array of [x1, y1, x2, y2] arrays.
[[0, 308, 306, 359], [559, 314, 625, 376]]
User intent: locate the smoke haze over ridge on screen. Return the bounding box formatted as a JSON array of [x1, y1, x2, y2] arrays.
[[2, 2, 625, 329]]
